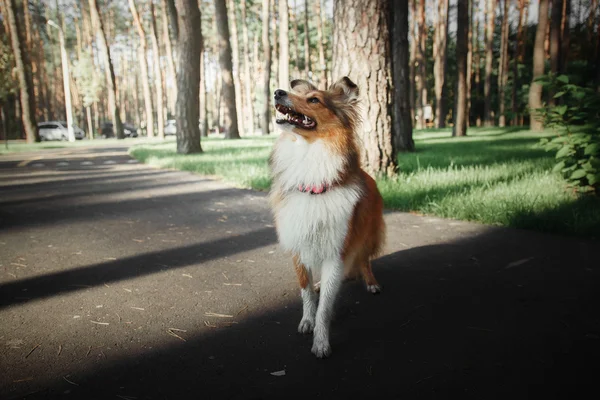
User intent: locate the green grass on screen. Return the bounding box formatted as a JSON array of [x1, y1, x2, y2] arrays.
[[129, 128, 600, 237], [0, 137, 158, 154]]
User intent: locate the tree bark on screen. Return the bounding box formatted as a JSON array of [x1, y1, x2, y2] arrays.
[[474, 0, 481, 126], [175, 0, 202, 153], [529, 0, 549, 131], [279, 0, 290, 90], [549, 0, 563, 106], [433, 0, 449, 128], [303, 0, 311, 77], [560, 0, 570, 74], [453, 0, 469, 137], [315, 0, 327, 89], [167, 0, 179, 39], [215, 0, 240, 138], [332, 0, 397, 176], [498, 0, 509, 126], [240, 0, 255, 134], [150, 2, 166, 139], [89, 0, 123, 138], [390, 0, 414, 153], [129, 0, 154, 137], [415, 0, 427, 129], [4, 0, 38, 142], [291, 0, 300, 76], [161, 0, 178, 116], [409, 0, 416, 124], [466, 0, 473, 127], [512, 0, 525, 126], [200, 50, 208, 137], [271, 0, 278, 85], [483, 0, 496, 126], [261, 0, 272, 135], [227, 0, 245, 136]]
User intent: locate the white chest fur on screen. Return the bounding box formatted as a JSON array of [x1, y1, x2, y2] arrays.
[[271, 134, 362, 270]]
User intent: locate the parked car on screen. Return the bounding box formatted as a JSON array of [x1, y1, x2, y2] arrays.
[[165, 119, 177, 135], [100, 122, 139, 138], [38, 121, 85, 141]]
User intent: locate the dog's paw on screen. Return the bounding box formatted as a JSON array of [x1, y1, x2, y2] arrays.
[[311, 336, 332, 358], [366, 284, 381, 294], [298, 318, 315, 334]]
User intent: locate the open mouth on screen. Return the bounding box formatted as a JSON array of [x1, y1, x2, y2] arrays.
[[275, 104, 316, 130]]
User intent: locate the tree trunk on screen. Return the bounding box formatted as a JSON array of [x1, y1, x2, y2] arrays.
[[261, 0, 272, 135], [409, 0, 416, 124], [332, 0, 397, 176], [200, 50, 208, 137], [512, 0, 525, 126], [466, 0, 473, 127], [279, 0, 290, 89], [4, 0, 38, 142], [498, 0, 509, 126], [315, 0, 327, 89], [549, 0, 563, 106], [390, 0, 414, 153], [415, 0, 427, 130], [167, 0, 179, 39], [453, 0, 469, 137], [215, 0, 240, 139], [433, 0, 449, 128], [303, 0, 311, 77], [271, 0, 278, 86], [529, 0, 549, 131], [161, 0, 178, 116], [90, 0, 123, 139], [227, 0, 245, 136], [175, 0, 202, 153], [150, 2, 165, 139], [291, 0, 300, 76], [240, 0, 255, 134], [474, 0, 481, 126], [483, 0, 496, 126], [129, 0, 154, 138], [561, 0, 570, 74]]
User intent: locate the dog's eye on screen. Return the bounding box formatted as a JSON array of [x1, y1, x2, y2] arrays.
[[308, 97, 320, 104]]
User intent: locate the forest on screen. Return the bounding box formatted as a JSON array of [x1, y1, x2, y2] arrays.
[[1, 0, 599, 173]]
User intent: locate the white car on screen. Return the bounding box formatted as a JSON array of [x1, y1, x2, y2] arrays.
[[165, 120, 177, 135], [38, 121, 85, 141]]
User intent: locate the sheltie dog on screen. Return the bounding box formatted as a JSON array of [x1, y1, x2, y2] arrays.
[[268, 77, 385, 358]]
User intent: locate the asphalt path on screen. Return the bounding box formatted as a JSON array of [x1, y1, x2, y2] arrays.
[[1, 144, 599, 399]]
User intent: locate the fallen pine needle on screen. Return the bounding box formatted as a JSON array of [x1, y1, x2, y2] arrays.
[[86, 346, 91, 357], [13, 377, 34, 383], [223, 283, 242, 286], [167, 329, 186, 341], [130, 307, 145, 311], [63, 376, 80, 386], [116, 313, 122, 323], [222, 272, 228, 280], [270, 370, 286, 377], [25, 344, 40, 359], [504, 257, 534, 270], [90, 320, 109, 325], [168, 328, 187, 332], [182, 274, 193, 278], [204, 321, 217, 328], [205, 312, 233, 318], [236, 305, 249, 315], [132, 239, 144, 243], [57, 345, 62, 357], [116, 396, 137, 400], [123, 288, 132, 293]]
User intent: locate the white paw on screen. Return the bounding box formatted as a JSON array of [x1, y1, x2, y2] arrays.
[[311, 336, 332, 358], [298, 318, 315, 334], [367, 284, 381, 294]]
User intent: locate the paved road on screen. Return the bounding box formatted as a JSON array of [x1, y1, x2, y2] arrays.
[[1, 144, 599, 399]]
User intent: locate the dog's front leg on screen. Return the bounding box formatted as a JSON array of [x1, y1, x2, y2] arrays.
[[312, 258, 343, 358], [294, 256, 317, 334]]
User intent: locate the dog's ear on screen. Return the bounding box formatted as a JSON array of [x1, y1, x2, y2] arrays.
[[329, 77, 359, 103], [290, 79, 317, 93]]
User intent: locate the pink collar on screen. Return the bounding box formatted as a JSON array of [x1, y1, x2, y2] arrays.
[[297, 183, 333, 195]]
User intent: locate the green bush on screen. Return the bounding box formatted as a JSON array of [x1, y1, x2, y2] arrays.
[[537, 74, 600, 195]]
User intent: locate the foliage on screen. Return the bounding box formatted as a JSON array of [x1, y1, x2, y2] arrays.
[[0, 39, 17, 103], [537, 74, 600, 195], [72, 52, 103, 108]]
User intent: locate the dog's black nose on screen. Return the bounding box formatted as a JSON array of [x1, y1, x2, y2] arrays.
[[274, 89, 287, 99]]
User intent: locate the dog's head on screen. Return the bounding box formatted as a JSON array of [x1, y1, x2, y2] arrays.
[[274, 77, 361, 140]]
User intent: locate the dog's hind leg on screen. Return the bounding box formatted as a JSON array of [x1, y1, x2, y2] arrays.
[[312, 258, 344, 358], [359, 259, 381, 294], [294, 255, 317, 334]]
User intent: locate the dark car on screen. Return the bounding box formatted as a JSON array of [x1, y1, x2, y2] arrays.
[[100, 122, 139, 138]]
